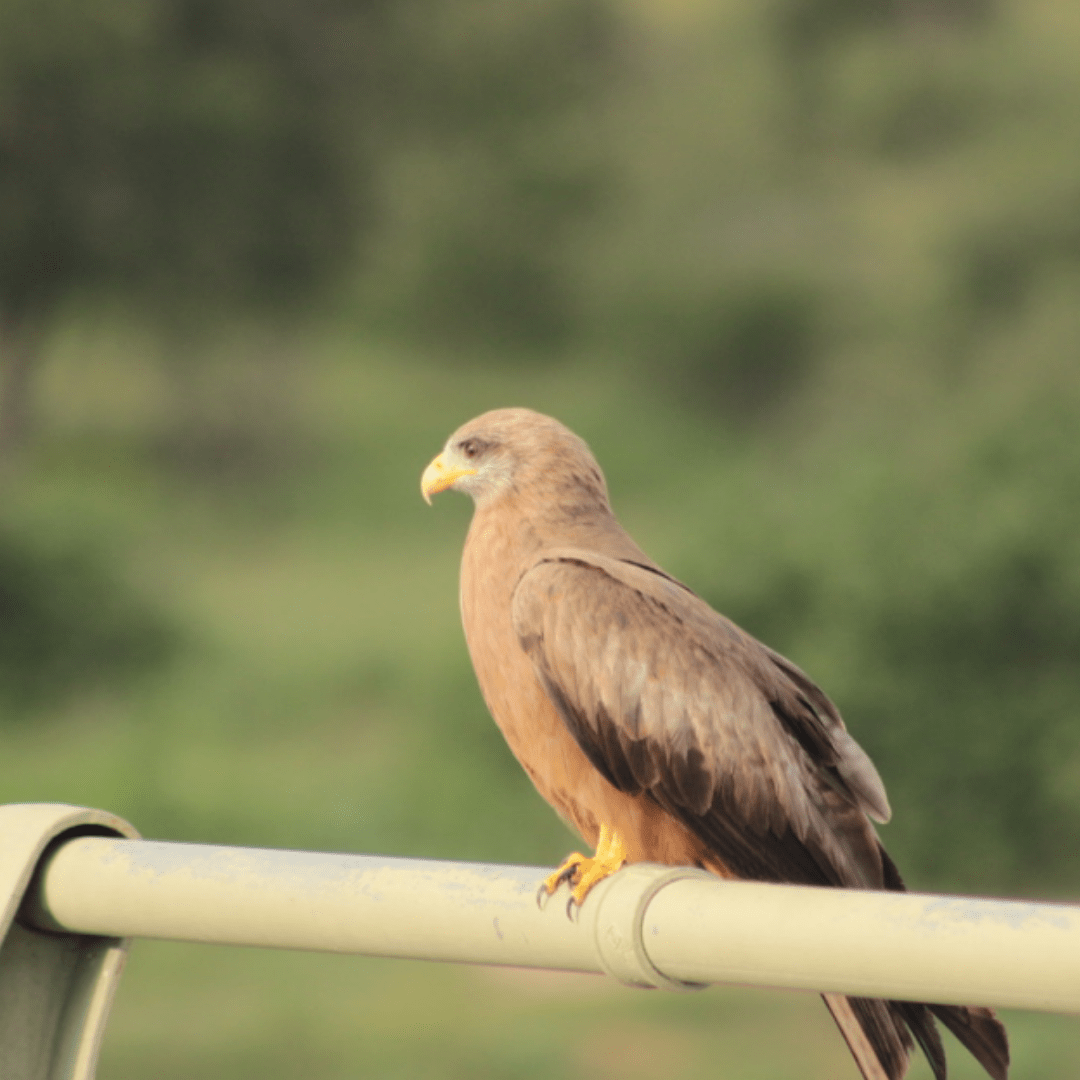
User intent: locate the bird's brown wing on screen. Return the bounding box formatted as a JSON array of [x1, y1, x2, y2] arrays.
[[512, 548, 1012, 1080], [511, 548, 890, 889]]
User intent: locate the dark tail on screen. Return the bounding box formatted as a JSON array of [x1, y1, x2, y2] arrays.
[[930, 1002, 1010, 1080], [822, 993, 1008, 1080], [822, 994, 914, 1080]]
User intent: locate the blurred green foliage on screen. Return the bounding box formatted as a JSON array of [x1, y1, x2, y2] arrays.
[[0, 0, 382, 324], [2, 0, 1080, 1075], [0, 526, 177, 712], [687, 386, 1080, 891], [0, 0, 616, 445]]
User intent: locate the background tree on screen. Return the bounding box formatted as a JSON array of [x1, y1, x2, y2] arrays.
[[1, 0, 361, 452], [0, 0, 617, 708], [0, 0, 616, 457]]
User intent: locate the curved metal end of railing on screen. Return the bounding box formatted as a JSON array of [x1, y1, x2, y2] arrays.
[[0, 803, 139, 1080]]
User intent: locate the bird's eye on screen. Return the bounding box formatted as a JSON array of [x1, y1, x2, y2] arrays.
[[459, 439, 480, 459]]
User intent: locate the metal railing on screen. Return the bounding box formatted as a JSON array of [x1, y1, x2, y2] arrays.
[[3, 803, 1079, 1080]]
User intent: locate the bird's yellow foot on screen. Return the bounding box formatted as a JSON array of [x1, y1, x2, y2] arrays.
[[538, 823, 628, 914]]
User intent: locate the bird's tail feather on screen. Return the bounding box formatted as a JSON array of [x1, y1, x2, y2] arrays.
[[822, 994, 914, 1080], [822, 993, 1009, 1080], [930, 1003, 1010, 1080]]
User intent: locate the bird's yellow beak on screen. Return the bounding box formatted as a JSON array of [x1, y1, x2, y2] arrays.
[[421, 452, 477, 505]]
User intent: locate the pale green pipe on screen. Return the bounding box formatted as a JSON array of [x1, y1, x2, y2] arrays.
[[643, 875, 1080, 1012], [26, 837, 605, 973], [26, 836, 1080, 1013]]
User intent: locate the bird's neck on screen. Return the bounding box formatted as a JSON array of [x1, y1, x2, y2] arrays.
[[462, 489, 654, 597]]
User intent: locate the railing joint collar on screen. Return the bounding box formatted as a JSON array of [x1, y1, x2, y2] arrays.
[[590, 863, 712, 992]]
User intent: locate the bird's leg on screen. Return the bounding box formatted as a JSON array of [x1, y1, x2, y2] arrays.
[[538, 822, 628, 911]]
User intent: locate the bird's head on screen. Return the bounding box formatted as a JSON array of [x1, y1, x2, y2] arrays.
[[421, 407, 609, 512]]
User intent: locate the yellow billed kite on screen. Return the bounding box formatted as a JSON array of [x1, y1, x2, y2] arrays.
[[422, 407, 1008, 1080]]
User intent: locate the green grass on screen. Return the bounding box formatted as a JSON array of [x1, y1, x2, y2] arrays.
[[101, 942, 1079, 1080], [3, 329, 1079, 1078]]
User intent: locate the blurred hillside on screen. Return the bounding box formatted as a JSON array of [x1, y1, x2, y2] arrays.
[[2, 1, 1080, 1077]]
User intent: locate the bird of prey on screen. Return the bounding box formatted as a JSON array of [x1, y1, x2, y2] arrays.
[[421, 407, 1009, 1080]]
